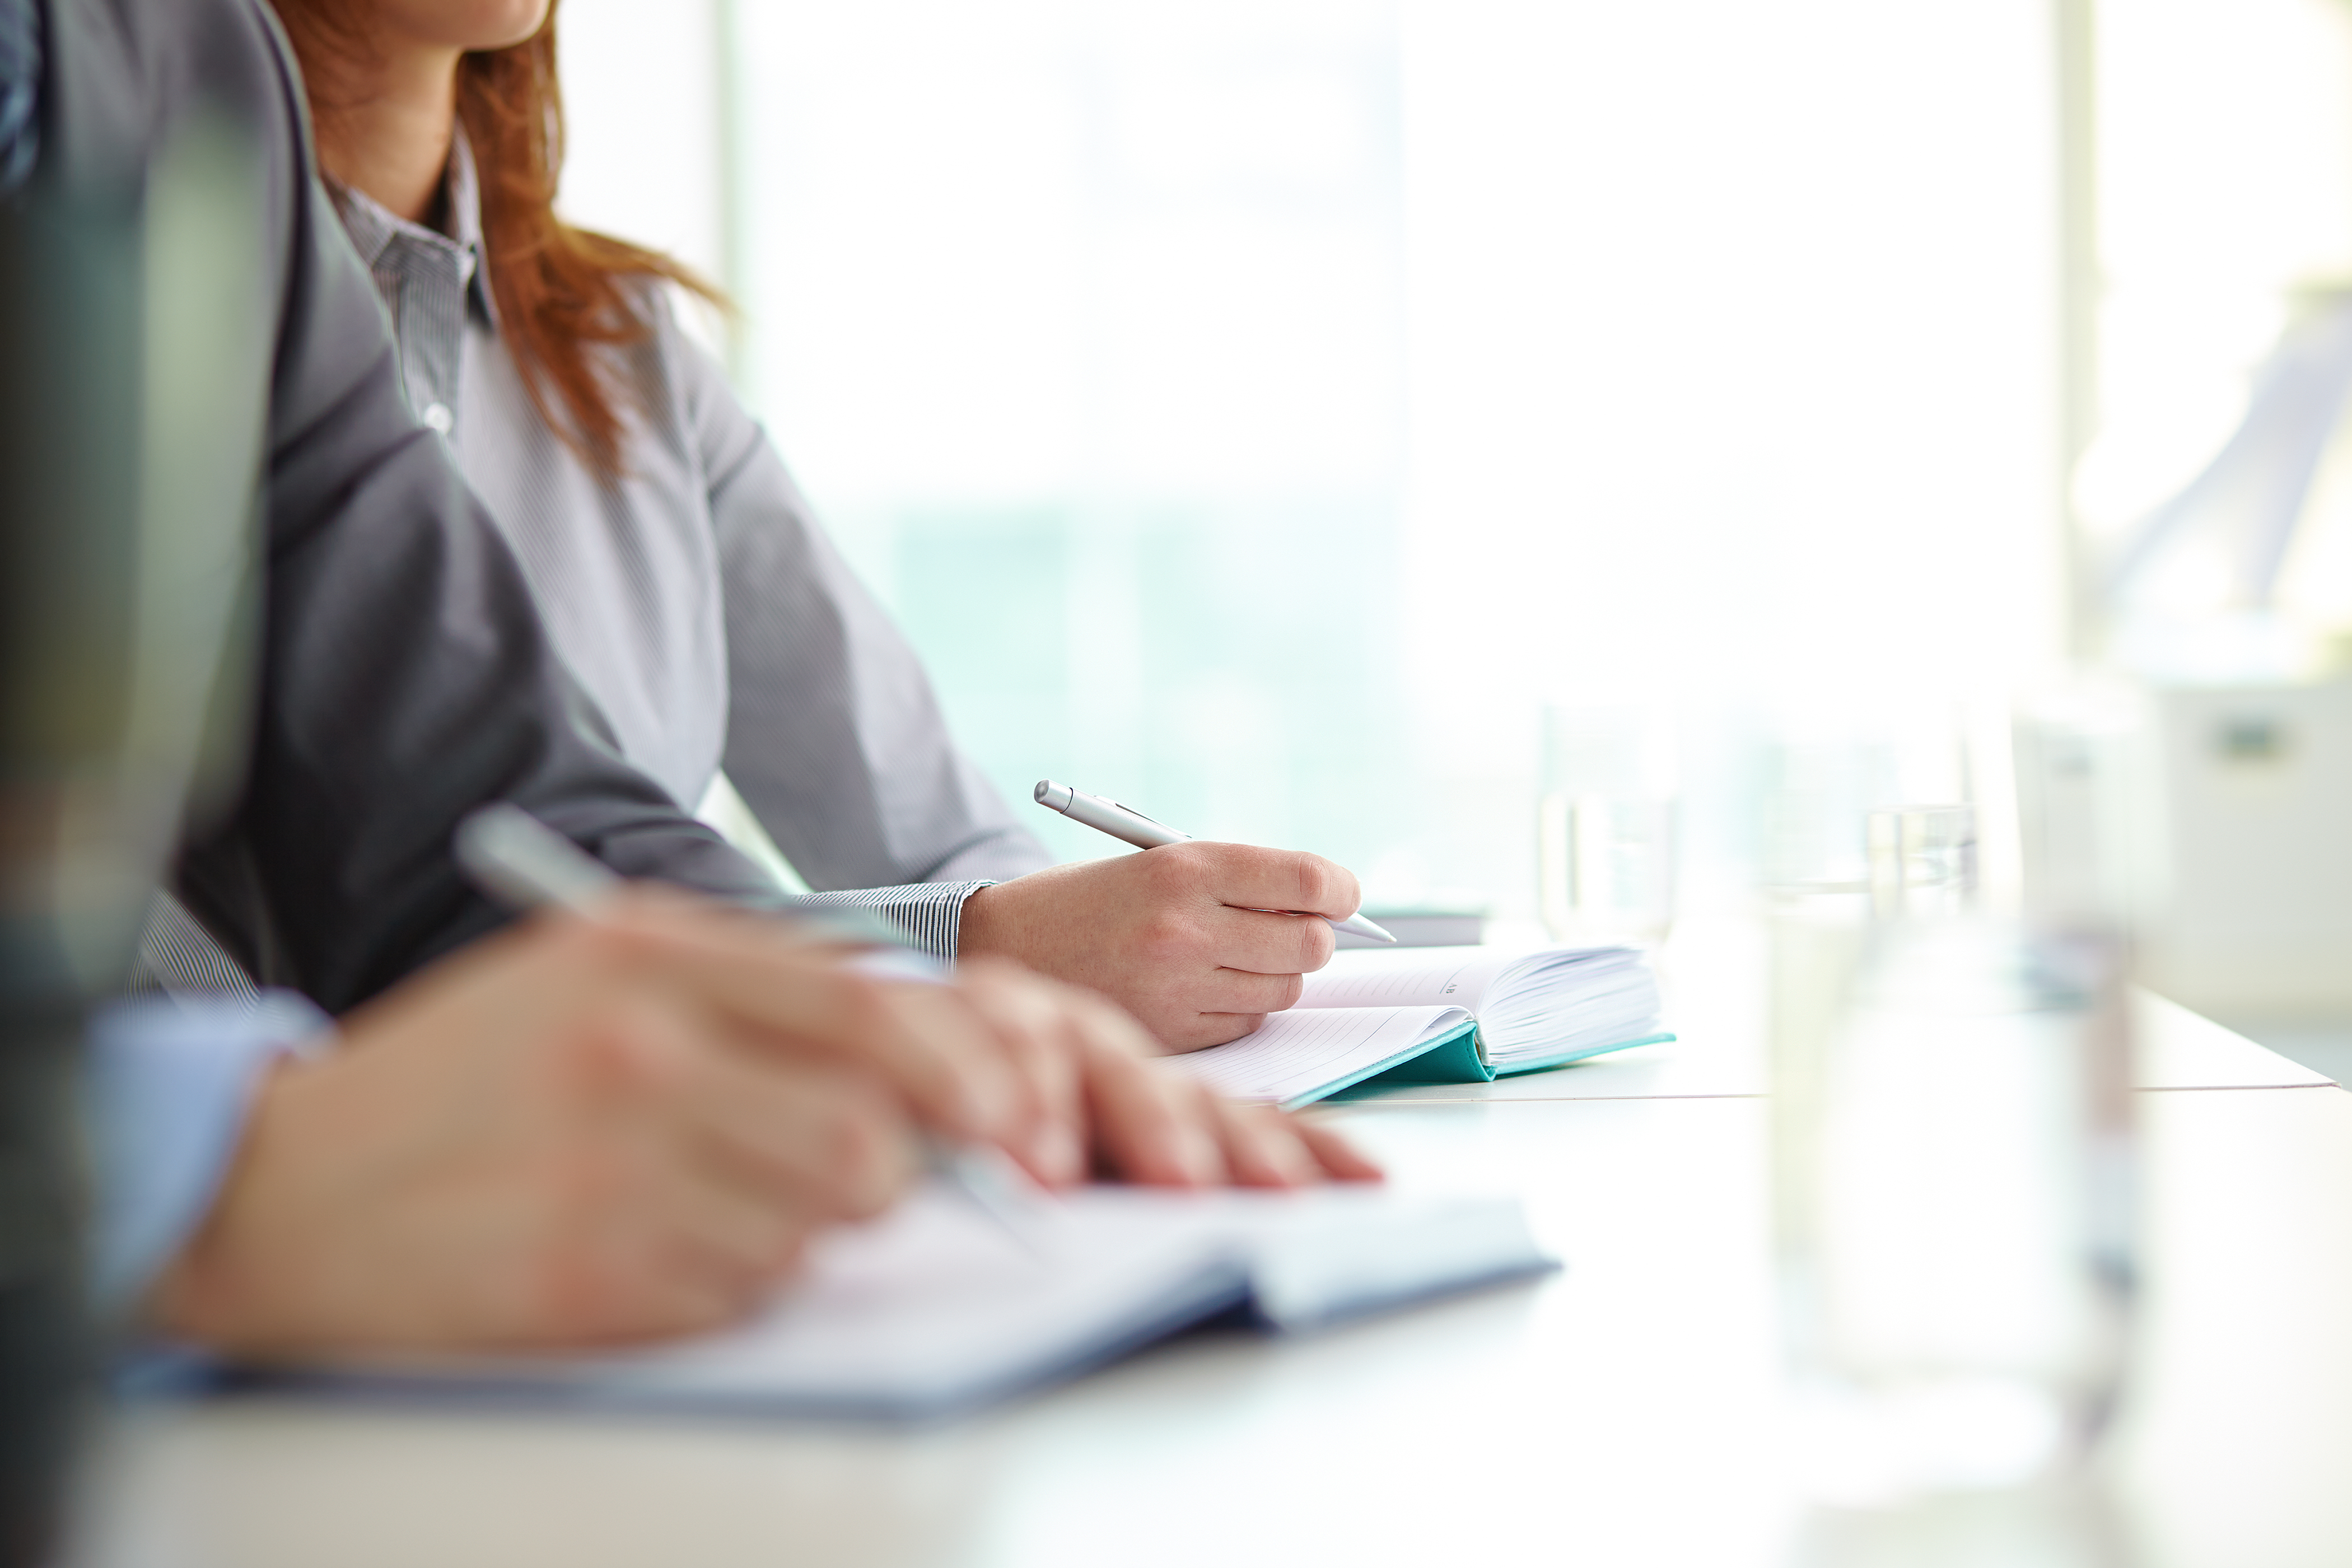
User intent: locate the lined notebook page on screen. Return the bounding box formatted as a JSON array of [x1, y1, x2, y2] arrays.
[[1294, 948, 1518, 1011], [1164, 1005, 1467, 1103]]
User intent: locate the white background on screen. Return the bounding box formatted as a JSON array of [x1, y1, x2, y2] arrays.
[[550, 0, 2349, 917]]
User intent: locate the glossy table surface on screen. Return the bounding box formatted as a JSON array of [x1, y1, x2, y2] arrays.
[[71, 954, 2352, 1568]]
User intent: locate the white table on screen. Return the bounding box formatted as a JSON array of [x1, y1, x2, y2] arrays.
[[1337, 920, 2334, 1106], [72, 1013, 2352, 1567]]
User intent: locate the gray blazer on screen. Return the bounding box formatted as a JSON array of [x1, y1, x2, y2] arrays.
[[54, 0, 783, 1014]]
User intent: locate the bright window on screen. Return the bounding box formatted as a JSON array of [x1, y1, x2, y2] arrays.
[[563, 0, 2067, 916]]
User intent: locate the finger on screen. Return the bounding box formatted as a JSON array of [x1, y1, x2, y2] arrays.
[[1188, 964, 1308, 1016], [1193, 845, 1361, 924], [1158, 1011, 1268, 1052], [843, 978, 1028, 1141], [950, 960, 1088, 1186], [646, 1154, 819, 1290], [1188, 903, 1336, 978], [1079, 1044, 1227, 1187], [1054, 983, 1163, 1066], [574, 903, 1019, 1141], [682, 1048, 921, 1223], [1206, 1099, 1325, 1188], [1043, 970, 1263, 1057], [1292, 1117, 1385, 1182]]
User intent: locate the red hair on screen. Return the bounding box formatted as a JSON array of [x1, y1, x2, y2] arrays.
[[272, 0, 725, 477]]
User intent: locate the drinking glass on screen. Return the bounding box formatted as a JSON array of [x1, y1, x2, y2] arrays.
[[1772, 915, 2135, 1504], [1866, 804, 1978, 921], [1768, 695, 2144, 1507], [1536, 705, 1677, 944]]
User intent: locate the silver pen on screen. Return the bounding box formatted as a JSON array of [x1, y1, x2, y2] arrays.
[[1032, 780, 1396, 944], [454, 804, 1051, 1252]]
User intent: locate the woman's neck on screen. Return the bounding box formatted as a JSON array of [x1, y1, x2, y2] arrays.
[[312, 41, 463, 230]]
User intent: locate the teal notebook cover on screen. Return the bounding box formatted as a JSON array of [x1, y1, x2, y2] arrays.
[[1495, 1031, 1677, 1076], [1360, 1026, 1492, 1086], [1276, 1018, 1484, 1110], [1298, 1026, 1678, 1107]]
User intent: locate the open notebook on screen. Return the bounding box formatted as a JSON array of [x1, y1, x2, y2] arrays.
[[248, 1183, 1553, 1421], [1167, 944, 1671, 1108]]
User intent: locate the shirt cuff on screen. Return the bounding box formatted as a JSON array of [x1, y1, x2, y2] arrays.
[[83, 991, 333, 1315], [778, 881, 993, 961]]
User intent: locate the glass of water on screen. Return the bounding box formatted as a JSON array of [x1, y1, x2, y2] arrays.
[[1761, 690, 2145, 1506], [1536, 705, 1678, 944], [1866, 804, 1978, 921], [1773, 914, 2135, 1504]]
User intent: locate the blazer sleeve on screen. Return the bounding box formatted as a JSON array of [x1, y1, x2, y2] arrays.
[[679, 309, 1054, 900], [171, 7, 782, 1014]]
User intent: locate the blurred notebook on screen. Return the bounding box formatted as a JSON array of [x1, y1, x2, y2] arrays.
[[254, 1184, 1553, 1421], [1333, 908, 1488, 949], [1166, 944, 1670, 1108]]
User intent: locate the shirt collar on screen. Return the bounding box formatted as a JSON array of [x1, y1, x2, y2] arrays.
[[333, 124, 499, 328]]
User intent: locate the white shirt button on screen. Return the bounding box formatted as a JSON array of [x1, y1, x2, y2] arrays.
[[421, 402, 454, 434]]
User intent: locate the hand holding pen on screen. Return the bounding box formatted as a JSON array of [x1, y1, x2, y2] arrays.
[[1032, 782, 1394, 944], [458, 806, 1379, 1194], [951, 783, 1385, 1051], [457, 805, 1054, 1248]]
